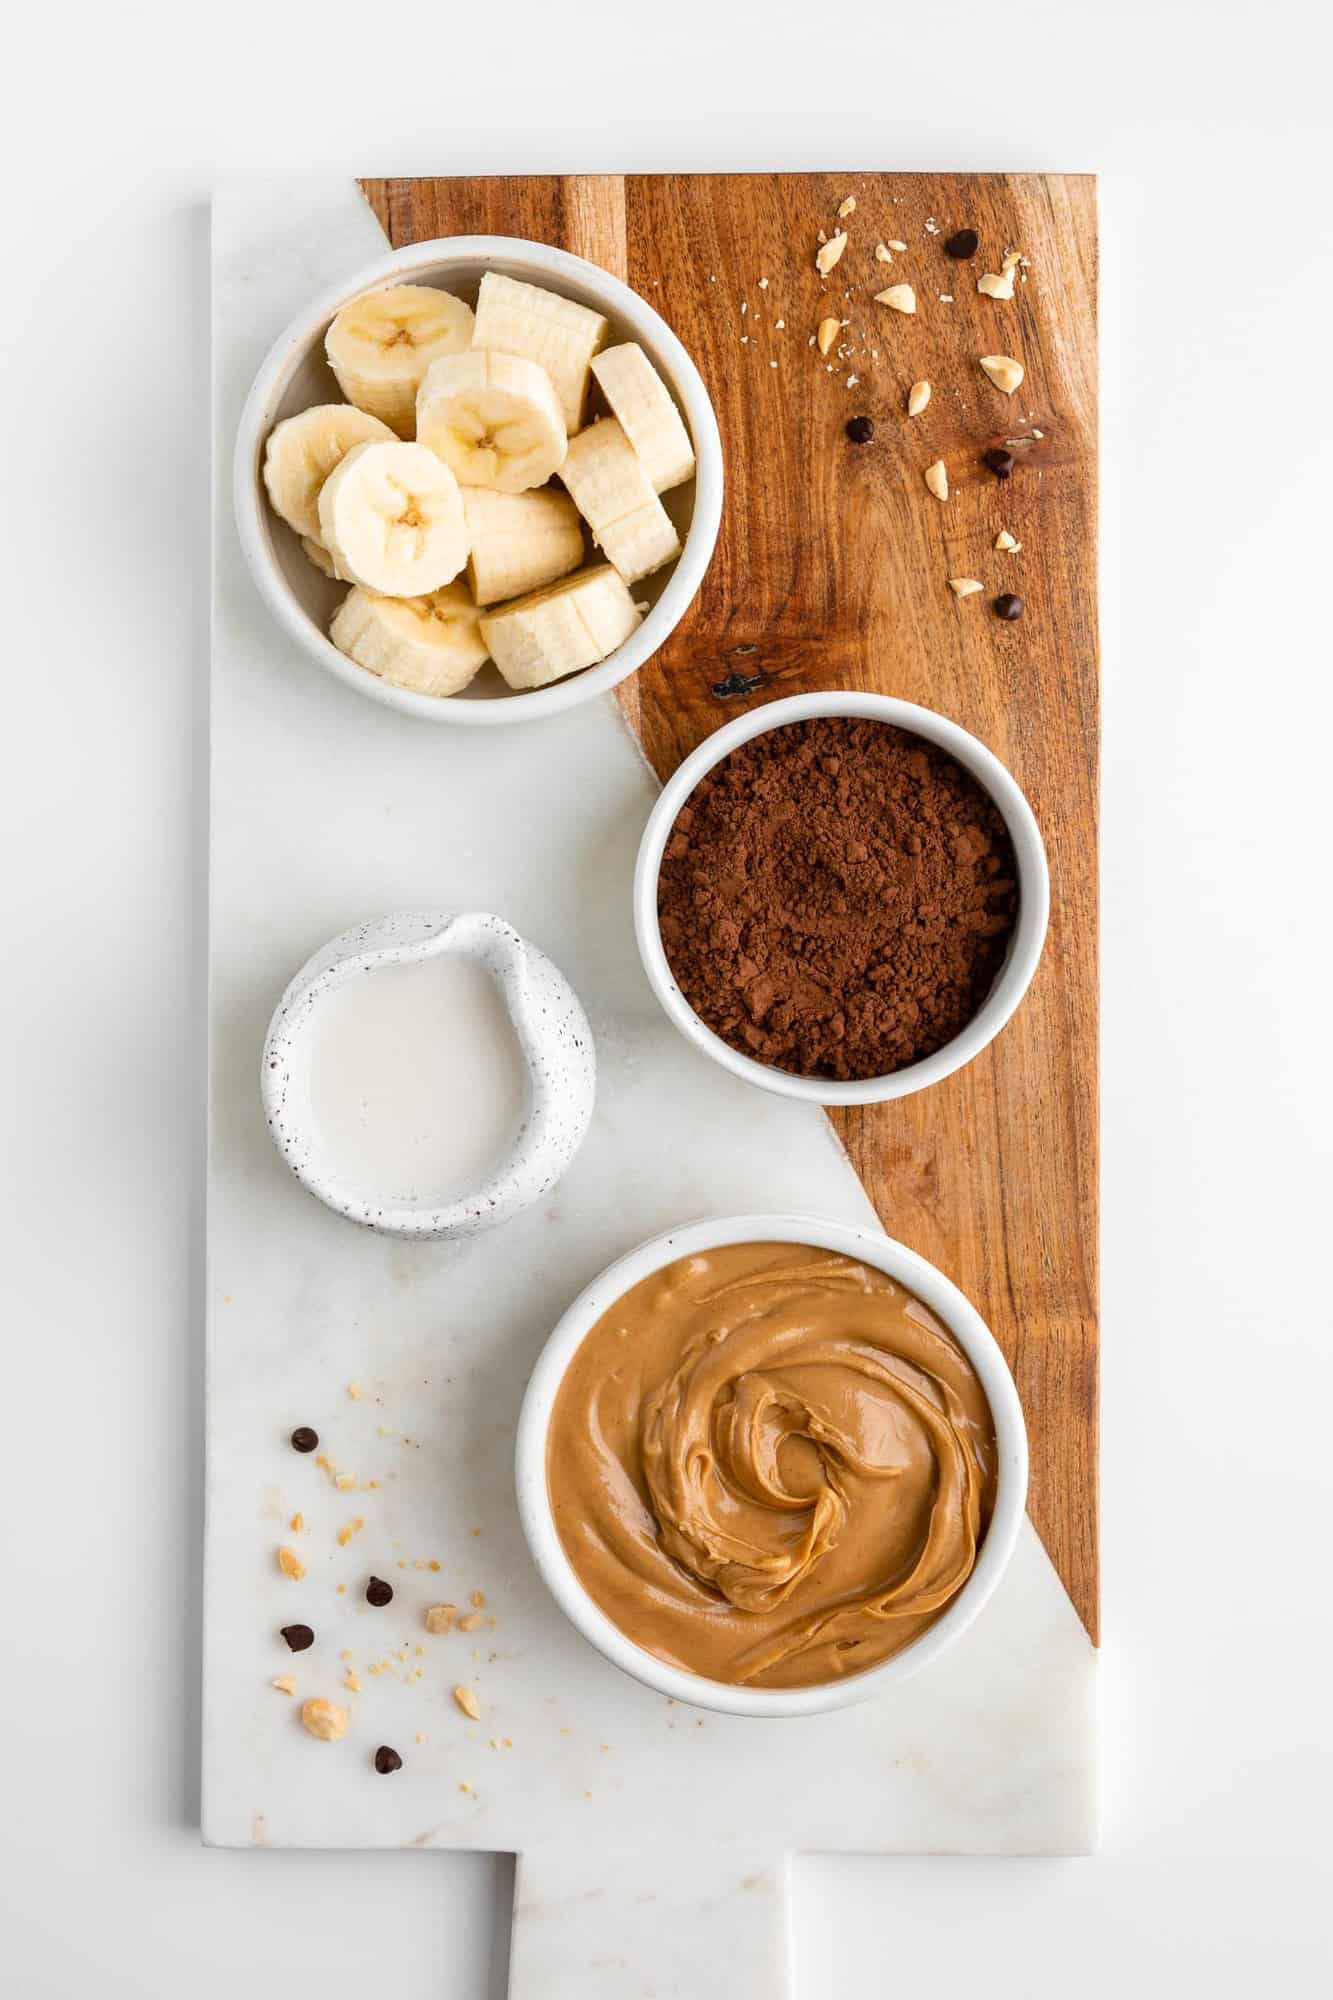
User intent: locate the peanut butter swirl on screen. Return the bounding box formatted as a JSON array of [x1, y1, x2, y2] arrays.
[[547, 1242, 998, 1689]]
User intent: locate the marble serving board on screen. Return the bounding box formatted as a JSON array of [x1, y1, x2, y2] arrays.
[[206, 181, 1098, 2000]]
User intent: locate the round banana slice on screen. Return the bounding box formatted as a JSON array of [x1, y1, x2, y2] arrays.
[[330, 583, 488, 698], [325, 285, 475, 438], [462, 487, 585, 606], [590, 344, 696, 494], [479, 564, 641, 691], [416, 351, 567, 494], [317, 440, 469, 598], [262, 404, 396, 541]]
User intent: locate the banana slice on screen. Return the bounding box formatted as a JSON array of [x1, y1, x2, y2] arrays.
[[262, 404, 396, 541], [330, 583, 489, 698], [416, 351, 567, 494], [317, 440, 469, 597], [590, 344, 696, 494], [300, 536, 338, 577], [463, 487, 585, 605], [472, 272, 608, 434], [325, 285, 474, 437], [479, 565, 641, 691], [557, 419, 681, 585]]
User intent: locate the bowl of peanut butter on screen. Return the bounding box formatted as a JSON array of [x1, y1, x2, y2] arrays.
[[516, 1214, 1027, 1716]]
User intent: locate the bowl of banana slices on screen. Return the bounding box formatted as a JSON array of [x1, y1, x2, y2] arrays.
[[235, 237, 724, 724]]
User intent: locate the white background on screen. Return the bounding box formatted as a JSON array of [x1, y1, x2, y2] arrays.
[[3, 0, 1330, 1991]]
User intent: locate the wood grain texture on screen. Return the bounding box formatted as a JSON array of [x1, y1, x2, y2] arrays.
[[360, 172, 1100, 1642]]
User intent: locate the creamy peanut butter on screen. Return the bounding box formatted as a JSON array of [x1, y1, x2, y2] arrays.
[[547, 1242, 997, 1689]]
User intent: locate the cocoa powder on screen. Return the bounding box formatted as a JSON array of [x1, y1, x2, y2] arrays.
[[656, 718, 1019, 1081]]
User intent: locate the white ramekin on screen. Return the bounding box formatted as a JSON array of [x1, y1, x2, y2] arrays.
[[261, 909, 595, 1238], [233, 235, 723, 725], [633, 691, 1049, 1105], [515, 1212, 1027, 1718]]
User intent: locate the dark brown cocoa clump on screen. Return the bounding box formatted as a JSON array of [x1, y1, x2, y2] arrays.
[[656, 718, 1019, 1082]]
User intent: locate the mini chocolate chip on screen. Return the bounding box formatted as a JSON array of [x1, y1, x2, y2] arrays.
[[290, 1426, 319, 1453], [845, 415, 875, 444], [374, 1745, 403, 1775], [982, 447, 1014, 480], [365, 1576, 394, 1607], [994, 592, 1025, 621], [280, 1624, 314, 1653], [944, 228, 979, 259]]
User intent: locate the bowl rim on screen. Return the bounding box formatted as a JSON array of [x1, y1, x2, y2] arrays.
[[632, 690, 1050, 1105], [514, 1211, 1028, 1718], [232, 233, 724, 726]]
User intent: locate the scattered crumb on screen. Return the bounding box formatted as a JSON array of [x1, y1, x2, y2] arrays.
[[278, 1546, 305, 1581], [459, 1782, 471, 1795], [453, 1686, 481, 1721], [272, 1676, 297, 1696], [939, 294, 954, 303], [503, 1737, 513, 1748], [336, 1584, 345, 1594], [425, 1604, 458, 1635], [470, 1590, 486, 1608], [924, 218, 940, 234], [758, 277, 769, 289], [769, 358, 778, 368], [740, 300, 748, 316], [816, 231, 848, 277], [289, 1512, 304, 1532], [775, 318, 785, 329], [334, 1473, 356, 1492], [416, 1732, 427, 1745], [347, 1382, 362, 1400], [457, 1612, 482, 1633], [343, 1672, 363, 1692], [336, 1517, 365, 1547], [846, 374, 859, 388]]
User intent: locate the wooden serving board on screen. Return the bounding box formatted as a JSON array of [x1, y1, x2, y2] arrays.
[[362, 172, 1100, 1642]]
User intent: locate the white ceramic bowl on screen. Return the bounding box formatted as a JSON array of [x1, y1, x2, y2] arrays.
[[261, 909, 594, 1238], [234, 235, 723, 725], [516, 1212, 1027, 1717], [633, 691, 1049, 1105]]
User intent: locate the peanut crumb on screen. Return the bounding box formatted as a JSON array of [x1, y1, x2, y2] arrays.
[[428, 1559, 441, 1571], [816, 231, 848, 277], [758, 277, 769, 289], [300, 1697, 348, 1742], [874, 243, 893, 263], [334, 1473, 356, 1492], [816, 316, 840, 356], [924, 460, 949, 503], [457, 1611, 483, 1633], [425, 1604, 458, 1635], [907, 380, 931, 417], [837, 195, 857, 218], [278, 1546, 305, 1580], [873, 284, 916, 315], [272, 1676, 297, 1696], [887, 239, 907, 252], [453, 1687, 481, 1721], [995, 530, 1023, 553], [979, 354, 1025, 395], [948, 577, 985, 598]]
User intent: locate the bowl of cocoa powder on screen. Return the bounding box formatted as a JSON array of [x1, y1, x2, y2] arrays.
[[634, 693, 1049, 1104]]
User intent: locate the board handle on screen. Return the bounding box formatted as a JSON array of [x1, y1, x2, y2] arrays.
[[508, 1844, 790, 1999]]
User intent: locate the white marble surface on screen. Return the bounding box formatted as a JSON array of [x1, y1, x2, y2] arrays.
[[208, 181, 1096, 1991]]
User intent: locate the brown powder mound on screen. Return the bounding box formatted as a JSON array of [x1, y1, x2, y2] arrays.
[[655, 717, 1020, 1082]]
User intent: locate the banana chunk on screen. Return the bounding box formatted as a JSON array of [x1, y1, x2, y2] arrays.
[[300, 535, 338, 577], [558, 419, 681, 585], [417, 351, 567, 494], [472, 272, 608, 434], [330, 583, 488, 698], [463, 487, 585, 606], [480, 565, 641, 691], [262, 404, 396, 542], [590, 344, 696, 494], [325, 284, 474, 437], [317, 440, 469, 598]]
